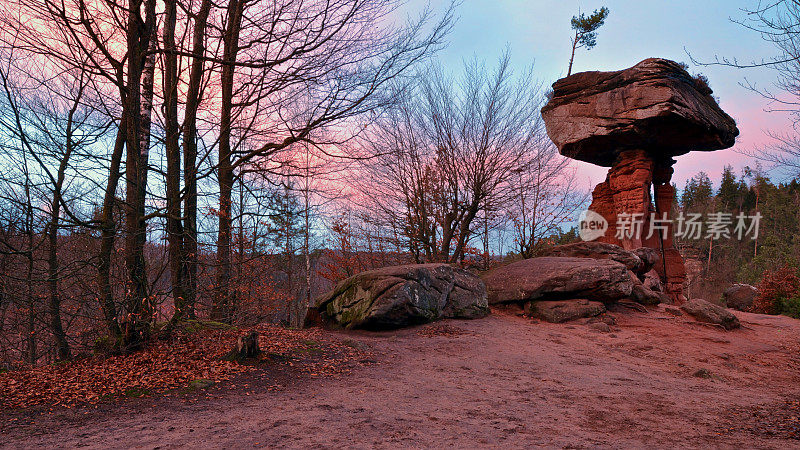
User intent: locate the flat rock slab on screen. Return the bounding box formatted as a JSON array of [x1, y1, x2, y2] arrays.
[[681, 298, 740, 330], [314, 264, 489, 330], [525, 299, 606, 323], [541, 58, 739, 166], [542, 241, 657, 276], [482, 257, 635, 305]]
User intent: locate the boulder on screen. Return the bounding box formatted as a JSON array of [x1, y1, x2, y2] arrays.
[[524, 299, 606, 323], [680, 298, 740, 330], [314, 264, 489, 330], [586, 314, 617, 326], [663, 306, 683, 316], [723, 284, 758, 311], [482, 257, 635, 305], [541, 58, 739, 166], [630, 274, 669, 305], [631, 247, 660, 277], [643, 269, 663, 292], [588, 322, 612, 333], [538, 244, 666, 305]]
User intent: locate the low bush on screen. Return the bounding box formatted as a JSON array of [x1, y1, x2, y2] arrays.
[[752, 265, 800, 315], [779, 296, 800, 319]]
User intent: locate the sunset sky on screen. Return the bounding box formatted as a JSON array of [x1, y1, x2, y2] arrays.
[[408, 0, 793, 190]]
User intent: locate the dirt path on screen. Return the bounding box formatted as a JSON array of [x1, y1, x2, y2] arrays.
[[3, 307, 800, 448]]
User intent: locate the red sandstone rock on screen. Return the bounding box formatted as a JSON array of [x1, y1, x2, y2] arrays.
[[524, 299, 606, 323], [681, 298, 740, 330], [481, 257, 636, 305], [542, 58, 739, 305], [540, 241, 645, 274], [589, 150, 654, 250], [586, 151, 685, 303], [541, 58, 739, 166]]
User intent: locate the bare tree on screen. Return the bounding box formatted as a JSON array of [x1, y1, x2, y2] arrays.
[[2, 0, 163, 350], [506, 146, 587, 258], [161, 0, 185, 324], [363, 52, 549, 263], [0, 0, 458, 356], [0, 41, 112, 361], [207, 0, 454, 322], [178, 0, 213, 322], [692, 1, 800, 176]]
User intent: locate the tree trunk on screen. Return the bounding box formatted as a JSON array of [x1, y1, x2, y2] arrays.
[[482, 210, 489, 270], [303, 167, 311, 326], [163, 0, 186, 323], [213, 153, 234, 322], [121, 0, 156, 350], [97, 128, 124, 342], [45, 96, 80, 361], [25, 183, 36, 365], [181, 0, 211, 320], [567, 34, 579, 76], [285, 184, 296, 326], [47, 205, 70, 361], [236, 178, 244, 315], [451, 200, 481, 264], [212, 0, 244, 324]]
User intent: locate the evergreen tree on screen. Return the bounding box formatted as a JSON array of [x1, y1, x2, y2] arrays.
[[681, 172, 713, 212], [717, 165, 741, 211], [567, 7, 610, 76], [266, 182, 306, 326]]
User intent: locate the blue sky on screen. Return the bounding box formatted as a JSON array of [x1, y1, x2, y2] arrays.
[[405, 0, 792, 189]]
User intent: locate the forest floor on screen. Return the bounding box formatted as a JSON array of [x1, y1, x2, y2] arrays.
[[2, 306, 800, 448]]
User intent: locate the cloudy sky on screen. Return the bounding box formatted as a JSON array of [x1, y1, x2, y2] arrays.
[[405, 0, 793, 189]]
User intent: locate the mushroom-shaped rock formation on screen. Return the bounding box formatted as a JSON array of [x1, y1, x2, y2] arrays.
[[542, 58, 739, 304], [541, 58, 738, 166]]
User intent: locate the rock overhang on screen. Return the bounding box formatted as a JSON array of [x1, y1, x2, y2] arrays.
[[541, 58, 739, 166]]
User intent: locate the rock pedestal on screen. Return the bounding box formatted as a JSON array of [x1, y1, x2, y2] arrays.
[[542, 58, 739, 304], [588, 150, 687, 301], [590, 149, 654, 250]]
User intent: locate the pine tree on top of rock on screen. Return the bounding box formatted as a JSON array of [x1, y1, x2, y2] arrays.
[[567, 6, 610, 76]]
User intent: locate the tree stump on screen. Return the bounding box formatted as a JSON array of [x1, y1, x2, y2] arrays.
[[226, 331, 260, 361]]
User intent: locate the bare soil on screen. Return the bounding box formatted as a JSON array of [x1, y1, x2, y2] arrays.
[[3, 306, 800, 449]]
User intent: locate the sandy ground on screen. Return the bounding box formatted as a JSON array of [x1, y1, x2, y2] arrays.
[[2, 306, 800, 449]]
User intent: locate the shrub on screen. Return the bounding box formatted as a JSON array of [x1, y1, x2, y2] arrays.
[[780, 296, 800, 319], [692, 73, 713, 96], [752, 265, 800, 315]]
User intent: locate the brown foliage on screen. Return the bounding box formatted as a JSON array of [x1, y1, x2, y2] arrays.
[[753, 265, 800, 314], [0, 323, 366, 410]]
